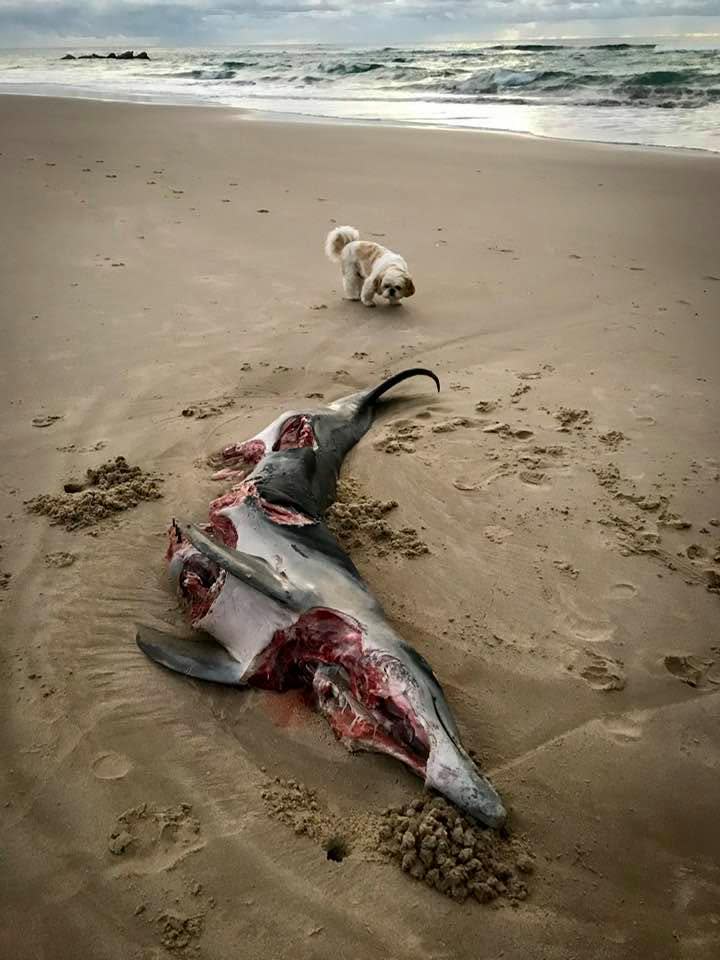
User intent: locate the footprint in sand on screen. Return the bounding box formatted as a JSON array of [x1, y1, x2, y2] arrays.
[[482, 422, 533, 440], [608, 582, 639, 601], [519, 469, 549, 488], [663, 655, 719, 688], [484, 525, 513, 544], [600, 711, 647, 743], [44, 551, 76, 568], [557, 590, 615, 644], [93, 752, 132, 780], [431, 417, 481, 434], [453, 478, 482, 492], [32, 414, 63, 428], [107, 802, 205, 876], [578, 651, 626, 692]]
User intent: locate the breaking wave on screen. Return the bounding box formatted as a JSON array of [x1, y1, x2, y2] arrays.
[[2, 38, 719, 150]]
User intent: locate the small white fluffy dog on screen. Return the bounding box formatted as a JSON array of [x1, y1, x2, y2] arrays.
[[325, 226, 415, 307]]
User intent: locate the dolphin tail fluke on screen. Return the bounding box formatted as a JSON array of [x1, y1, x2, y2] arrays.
[[359, 368, 440, 410], [136, 625, 246, 686], [331, 368, 440, 417]]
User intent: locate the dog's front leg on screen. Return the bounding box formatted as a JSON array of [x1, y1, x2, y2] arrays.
[[360, 277, 377, 307]]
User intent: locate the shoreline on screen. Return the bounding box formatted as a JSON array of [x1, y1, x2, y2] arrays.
[[2, 87, 719, 157]]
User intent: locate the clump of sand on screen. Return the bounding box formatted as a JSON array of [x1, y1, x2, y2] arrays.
[[599, 430, 627, 449], [262, 779, 534, 905], [374, 419, 423, 454], [44, 551, 76, 568], [261, 778, 384, 861], [262, 778, 328, 842], [157, 913, 204, 952], [0, 570, 11, 597], [379, 795, 533, 905], [327, 478, 428, 559], [181, 396, 235, 419], [555, 407, 592, 430], [26, 456, 162, 530]]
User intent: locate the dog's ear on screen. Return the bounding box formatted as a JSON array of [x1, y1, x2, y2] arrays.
[[404, 277, 416, 298]]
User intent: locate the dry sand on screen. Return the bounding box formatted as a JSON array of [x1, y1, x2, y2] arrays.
[[1, 94, 719, 959]]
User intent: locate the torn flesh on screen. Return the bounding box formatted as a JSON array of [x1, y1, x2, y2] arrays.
[[157, 371, 506, 827], [210, 412, 317, 484], [169, 523, 432, 771]]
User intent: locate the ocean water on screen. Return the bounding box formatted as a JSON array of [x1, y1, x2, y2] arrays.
[[1, 40, 719, 152]]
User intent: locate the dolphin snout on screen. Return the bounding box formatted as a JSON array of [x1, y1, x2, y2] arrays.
[[425, 746, 507, 829]]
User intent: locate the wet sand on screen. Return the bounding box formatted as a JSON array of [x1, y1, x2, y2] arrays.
[[1, 94, 720, 959]]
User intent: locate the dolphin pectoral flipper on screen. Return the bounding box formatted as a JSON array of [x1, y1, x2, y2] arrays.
[[180, 521, 301, 608], [136, 625, 246, 686]]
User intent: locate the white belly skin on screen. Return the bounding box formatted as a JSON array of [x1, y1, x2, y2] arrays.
[[208, 502, 388, 654], [195, 575, 295, 676]]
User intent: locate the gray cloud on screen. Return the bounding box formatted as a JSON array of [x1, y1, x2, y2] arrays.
[[1, 0, 719, 44]]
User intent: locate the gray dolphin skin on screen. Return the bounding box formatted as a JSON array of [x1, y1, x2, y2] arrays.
[[137, 369, 507, 829]]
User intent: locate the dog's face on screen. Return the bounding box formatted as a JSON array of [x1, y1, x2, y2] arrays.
[[379, 266, 415, 303]]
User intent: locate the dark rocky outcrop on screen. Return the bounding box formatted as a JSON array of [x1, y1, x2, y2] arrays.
[[61, 51, 150, 61]]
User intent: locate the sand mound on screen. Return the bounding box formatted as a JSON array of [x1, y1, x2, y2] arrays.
[[26, 456, 162, 530], [379, 795, 533, 905], [262, 779, 534, 905], [327, 478, 428, 559]]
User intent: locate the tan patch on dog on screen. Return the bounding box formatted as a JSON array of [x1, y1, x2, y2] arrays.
[[354, 242, 384, 274]]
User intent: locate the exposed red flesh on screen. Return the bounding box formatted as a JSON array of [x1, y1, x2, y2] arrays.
[[222, 438, 266, 466], [274, 415, 315, 451], [171, 412, 428, 768], [250, 608, 363, 689], [207, 480, 314, 549], [249, 608, 430, 772], [313, 671, 427, 777], [210, 439, 267, 483]]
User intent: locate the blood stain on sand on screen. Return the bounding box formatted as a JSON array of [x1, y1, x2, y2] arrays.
[[261, 689, 314, 728]]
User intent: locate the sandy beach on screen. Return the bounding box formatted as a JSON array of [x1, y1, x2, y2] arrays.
[[1, 94, 719, 959]]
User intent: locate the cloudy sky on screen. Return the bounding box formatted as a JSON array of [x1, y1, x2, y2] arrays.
[[1, 0, 719, 47]]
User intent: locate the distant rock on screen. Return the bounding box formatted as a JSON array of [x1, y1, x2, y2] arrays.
[[60, 51, 150, 61]]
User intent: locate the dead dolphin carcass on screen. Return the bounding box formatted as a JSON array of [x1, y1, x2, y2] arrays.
[[137, 369, 506, 828]]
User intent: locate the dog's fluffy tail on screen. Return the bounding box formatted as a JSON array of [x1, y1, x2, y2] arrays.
[[325, 225, 360, 262]]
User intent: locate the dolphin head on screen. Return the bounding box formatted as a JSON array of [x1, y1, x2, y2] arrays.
[[311, 618, 506, 830]]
